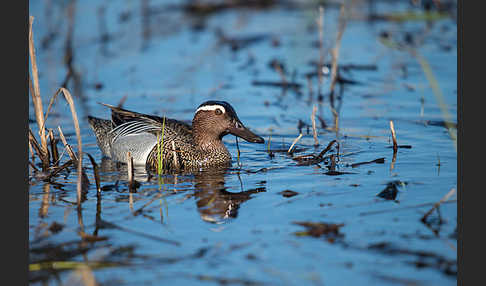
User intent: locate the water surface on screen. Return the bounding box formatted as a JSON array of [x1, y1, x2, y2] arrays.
[[29, 1, 457, 285]]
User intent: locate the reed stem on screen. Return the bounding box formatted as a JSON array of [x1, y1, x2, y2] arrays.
[[311, 105, 319, 146], [288, 133, 303, 153], [29, 16, 49, 169], [389, 120, 398, 153], [157, 116, 166, 175]]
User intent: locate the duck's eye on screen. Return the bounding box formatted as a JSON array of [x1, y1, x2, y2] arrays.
[[215, 109, 223, 115]]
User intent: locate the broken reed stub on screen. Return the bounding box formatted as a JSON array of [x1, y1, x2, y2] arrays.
[[389, 120, 398, 152], [288, 133, 303, 153], [171, 141, 179, 170], [127, 151, 135, 192]]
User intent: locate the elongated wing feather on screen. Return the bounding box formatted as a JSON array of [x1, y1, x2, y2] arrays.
[[110, 120, 162, 143], [98, 102, 194, 147]]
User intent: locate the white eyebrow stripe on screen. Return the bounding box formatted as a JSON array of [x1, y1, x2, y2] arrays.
[[196, 105, 226, 113]]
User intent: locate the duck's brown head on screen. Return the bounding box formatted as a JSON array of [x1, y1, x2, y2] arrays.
[[192, 101, 264, 147]]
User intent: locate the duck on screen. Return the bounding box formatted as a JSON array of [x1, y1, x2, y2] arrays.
[[87, 100, 264, 171]]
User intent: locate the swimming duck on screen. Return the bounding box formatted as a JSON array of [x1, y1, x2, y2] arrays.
[[88, 100, 264, 171]]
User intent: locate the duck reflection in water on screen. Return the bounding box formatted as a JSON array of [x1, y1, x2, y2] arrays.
[[192, 168, 266, 224], [97, 158, 265, 224]]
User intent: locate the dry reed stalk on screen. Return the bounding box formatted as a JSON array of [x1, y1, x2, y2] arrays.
[[329, 154, 337, 171], [421, 188, 456, 222], [29, 161, 39, 172], [390, 150, 397, 172], [28, 75, 35, 103], [171, 141, 179, 170], [29, 16, 49, 169], [317, 139, 339, 159], [235, 137, 241, 167], [39, 183, 50, 218], [117, 95, 128, 108], [86, 153, 101, 193], [129, 192, 134, 213], [54, 89, 82, 157], [29, 128, 47, 162], [29, 17, 85, 198], [311, 105, 319, 146], [329, 5, 347, 96], [77, 202, 85, 234], [58, 126, 77, 162], [389, 120, 398, 153], [331, 107, 339, 132], [48, 129, 59, 166], [288, 133, 303, 153], [267, 134, 272, 153], [48, 88, 84, 203], [267, 131, 274, 158], [95, 190, 102, 237], [46, 160, 73, 180], [40, 89, 64, 132], [28, 138, 35, 163], [127, 152, 135, 192]]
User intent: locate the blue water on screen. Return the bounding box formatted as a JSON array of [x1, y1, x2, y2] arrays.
[[29, 0, 457, 285]]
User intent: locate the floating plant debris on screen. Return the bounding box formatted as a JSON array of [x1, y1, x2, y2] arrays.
[[349, 157, 385, 168], [293, 139, 339, 166], [376, 181, 408, 201], [278, 190, 299, 198], [48, 222, 64, 234], [293, 221, 345, 243], [324, 170, 356, 176]]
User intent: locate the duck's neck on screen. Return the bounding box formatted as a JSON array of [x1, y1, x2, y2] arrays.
[[191, 115, 231, 159], [193, 132, 227, 153]]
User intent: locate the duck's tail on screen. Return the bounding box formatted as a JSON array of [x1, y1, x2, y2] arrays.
[[87, 116, 113, 157]]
